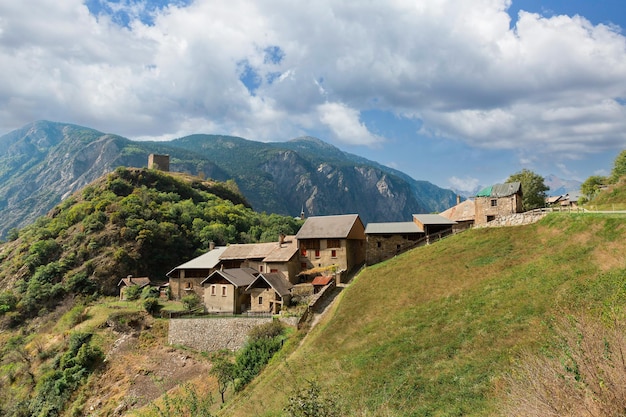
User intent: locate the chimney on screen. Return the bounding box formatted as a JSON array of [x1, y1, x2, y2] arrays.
[[279, 233, 286, 245], [456, 195, 461, 205], [209, 241, 215, 251], [300, 205, 305, 220]]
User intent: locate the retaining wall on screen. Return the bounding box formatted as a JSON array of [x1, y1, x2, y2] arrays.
[[479, 212, 547, 228], [168, 316, 298, 352]]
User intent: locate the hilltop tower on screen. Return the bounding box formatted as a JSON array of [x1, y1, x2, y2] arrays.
[[148, 154, 170, 171]]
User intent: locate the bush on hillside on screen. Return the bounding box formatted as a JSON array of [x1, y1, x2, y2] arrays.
[[284, 379, 341, 417], [29, 332, 103, 417], [143, 297, 161, 316], [247, 319, 284, 341], [181, 293, 201, 311], [233, 321, 286, 391], [124, 285, 142, 301], [141, 286, 160, 299]]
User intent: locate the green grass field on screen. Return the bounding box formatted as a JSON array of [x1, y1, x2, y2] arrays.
[[218, 213, 626, 416]]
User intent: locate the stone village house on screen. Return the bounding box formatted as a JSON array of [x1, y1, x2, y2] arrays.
[[365, 214, 457, 265], [166, 243, 227, 300], [218, 235, 300, 283], [474, 182, 523, 226], [294, 214, 366, 283]]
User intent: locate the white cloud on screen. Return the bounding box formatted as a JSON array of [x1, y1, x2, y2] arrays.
[[317, 102, 384, 146], [0, 0, 625, 163], [448, 176, 481, 193]]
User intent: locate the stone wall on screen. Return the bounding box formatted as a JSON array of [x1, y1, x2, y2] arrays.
[[477, 211, 547, 228], [366, 234, 421, 265], [168, 316, 298, 352], [168, 317, 271, 352]]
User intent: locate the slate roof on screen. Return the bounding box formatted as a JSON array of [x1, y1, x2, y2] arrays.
[[476, 182, 522, 198], [247, 272, 293, 297], [439, 199, 476, 222], [166, 246, 227, 277], [412, 214, 457, 225], [365, 222, 423, 234], [201, 268, 259, 287], [295, 214, 363, 239], [219, 236, 298, 263]]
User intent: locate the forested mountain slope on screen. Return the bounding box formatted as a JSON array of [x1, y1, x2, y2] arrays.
[[0, 121, 457, 239]]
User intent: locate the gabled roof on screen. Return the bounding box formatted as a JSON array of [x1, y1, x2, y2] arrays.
[[201, 268, 258, 287], [219, 236, 298, 263], [365, 222, 423, 234], [166, 246, 227, 277], [118, 276, 151, 287], [439, 199, 476, 222], [476, 182, 522, 198], [295, 214, 364, 239], [412, 214, 456, 226], [246, 272, 293, 297], [311, 275, 333, 286]]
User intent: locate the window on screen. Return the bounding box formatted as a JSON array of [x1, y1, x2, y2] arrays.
[[327, 239, 340, 248], [331, 250, 337, 258], [221, 286, 227, 297], [301, 262, 307, 269], [302, 240, 320, 250], [491, 199, 498, 207], [259, 265, 264, 272], [270, 268, 278, 273], [315, 249, 320, 258], [185, 282, 192, 289], [377, 241, 382, 248], [258, 297, 263, 305], [210, 285, 216, 296], [301, 247, 307, 256]]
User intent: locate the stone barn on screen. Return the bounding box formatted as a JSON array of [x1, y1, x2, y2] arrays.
[[474, 182, 523, 226]]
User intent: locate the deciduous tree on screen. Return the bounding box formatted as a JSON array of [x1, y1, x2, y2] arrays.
[[507, 169, 549, 210]]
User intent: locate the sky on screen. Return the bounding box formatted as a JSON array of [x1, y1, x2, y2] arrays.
[[1, 1, 625, 194]]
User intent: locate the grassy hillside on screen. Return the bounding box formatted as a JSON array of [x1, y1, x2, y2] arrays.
[[0, 167, 303, 416], [218, 213, 626, 416]]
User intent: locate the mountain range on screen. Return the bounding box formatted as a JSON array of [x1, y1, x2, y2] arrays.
[[0, 120, 459, 239]]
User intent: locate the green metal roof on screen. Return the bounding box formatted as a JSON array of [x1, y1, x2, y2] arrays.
[[476, 182, 522, 198]]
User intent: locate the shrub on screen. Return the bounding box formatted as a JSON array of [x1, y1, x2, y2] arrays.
[[143, 297, 161, 316], [248, 320, 284, 342], [181, 293, 201, 311], [29, 332, 103, 417], [284, 379, 341, 417], [124, 285, 142, 301], [141, 286, 160, 299], [234, 329, 284, 391], [0, 291, 17, 314]]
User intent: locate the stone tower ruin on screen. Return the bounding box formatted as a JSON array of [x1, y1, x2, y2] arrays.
[[148, 154, 170, 171]]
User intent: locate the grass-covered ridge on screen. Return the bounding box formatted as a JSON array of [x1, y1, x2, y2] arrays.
[[219, 213, 626, 416]]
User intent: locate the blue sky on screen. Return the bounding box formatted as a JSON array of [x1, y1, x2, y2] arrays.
[[1, 1, 625, 194]]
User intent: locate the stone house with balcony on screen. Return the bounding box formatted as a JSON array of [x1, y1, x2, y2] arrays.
[[295, 214, 366, 282], [474, 182, 523, 226]]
